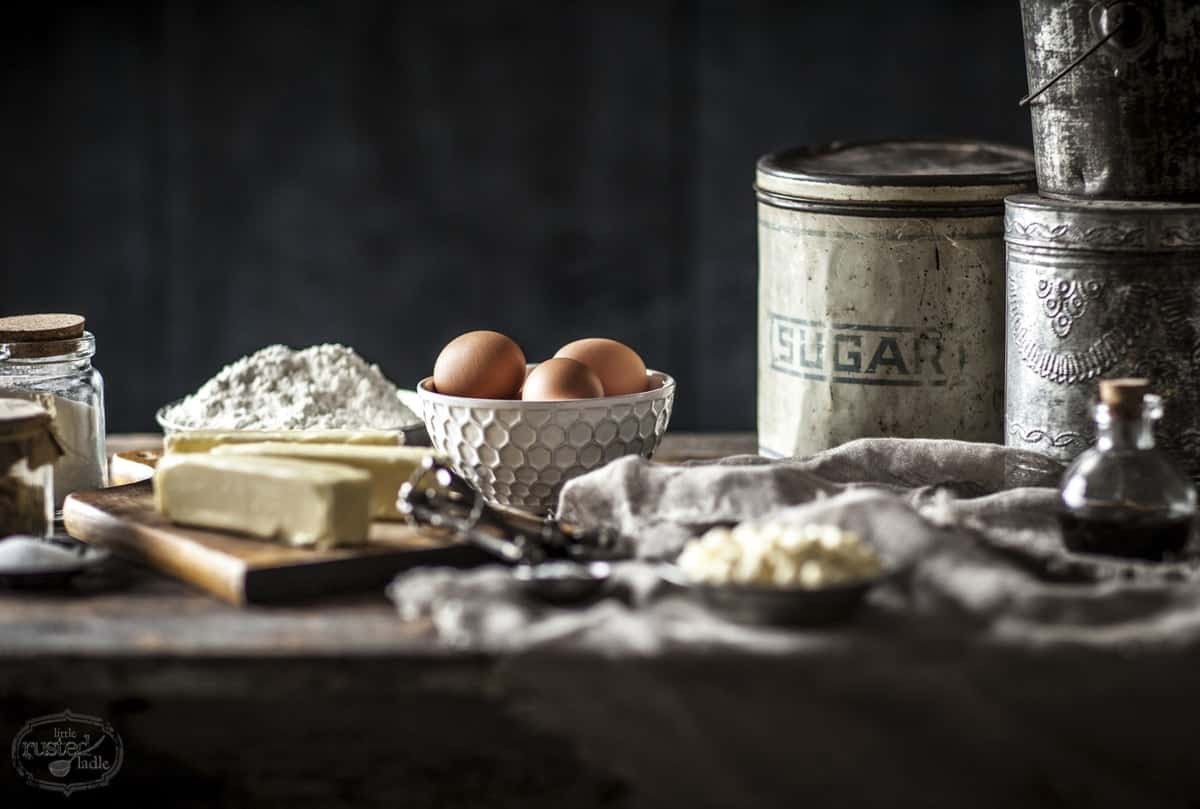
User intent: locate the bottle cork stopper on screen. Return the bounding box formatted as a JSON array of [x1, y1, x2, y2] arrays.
[[1098, 378, 1150, 415], [0, 314, 85, 343]]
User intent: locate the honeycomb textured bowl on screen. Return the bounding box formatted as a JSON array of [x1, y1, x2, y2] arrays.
[[418, 370, 675, 512]]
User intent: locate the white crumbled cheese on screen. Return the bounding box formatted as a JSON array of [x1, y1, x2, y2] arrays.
[[161, 344, 416, 431], [677, 521, 882, 588]]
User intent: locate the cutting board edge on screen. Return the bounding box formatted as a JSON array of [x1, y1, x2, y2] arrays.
[[64, 486, 250, 605], [240, 543, 493, 604]]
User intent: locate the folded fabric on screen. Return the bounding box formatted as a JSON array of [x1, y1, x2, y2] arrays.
[[388, 438, 1200, 808], [389, 438, 1200, 652]]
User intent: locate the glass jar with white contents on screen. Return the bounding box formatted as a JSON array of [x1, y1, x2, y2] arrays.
[[0, 399, 62, 538], [0, 314, 107, 513]]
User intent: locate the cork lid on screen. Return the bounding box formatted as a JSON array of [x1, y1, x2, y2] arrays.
[[0, 314, 86, 343], [1099, 378, 1151, 416]]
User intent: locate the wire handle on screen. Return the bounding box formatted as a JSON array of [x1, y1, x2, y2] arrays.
[[1019, 19, 1125, 106]]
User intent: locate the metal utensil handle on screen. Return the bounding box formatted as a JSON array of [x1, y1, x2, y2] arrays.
[[1019, 18, 1126, 107]]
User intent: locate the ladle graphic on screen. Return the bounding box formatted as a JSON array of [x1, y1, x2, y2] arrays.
[[47, 735, 104, 778]]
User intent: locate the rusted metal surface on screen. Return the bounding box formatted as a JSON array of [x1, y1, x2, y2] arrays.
[[1020, 0, 1200, 200], [1004, 194, 1200, 475], [755, 141, 1034, 459]]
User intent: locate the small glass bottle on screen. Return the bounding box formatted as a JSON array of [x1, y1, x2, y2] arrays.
[[1059, 378, 1197, 561], [0, 314, 107, 513], [0, 398, 62, 538]]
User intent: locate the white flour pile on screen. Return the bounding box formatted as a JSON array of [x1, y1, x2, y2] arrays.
[[162, 344, 416, 430]]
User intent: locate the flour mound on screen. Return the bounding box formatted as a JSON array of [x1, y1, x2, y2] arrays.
[[162, 344, 416, 430]]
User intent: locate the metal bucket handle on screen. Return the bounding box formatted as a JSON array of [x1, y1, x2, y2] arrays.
[[1019, 1, 1156, 106]]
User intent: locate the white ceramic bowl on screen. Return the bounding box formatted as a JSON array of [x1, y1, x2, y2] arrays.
[[417, 370, 676, 512]]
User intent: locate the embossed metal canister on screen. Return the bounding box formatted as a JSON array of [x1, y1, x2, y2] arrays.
[[1019, 0, 1200, 200], [756, 141, 1035, 459], [1005, 194, 1200, 477]]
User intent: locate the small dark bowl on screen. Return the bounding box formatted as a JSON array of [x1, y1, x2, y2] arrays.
[[514, 561, 612, 605], [0, 536, 110, 590]]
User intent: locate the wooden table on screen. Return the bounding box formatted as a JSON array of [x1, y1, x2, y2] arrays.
[[0, 432, 755, 808]]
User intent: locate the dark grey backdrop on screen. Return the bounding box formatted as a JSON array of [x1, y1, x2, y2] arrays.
[[2, 1, 1033, 432]]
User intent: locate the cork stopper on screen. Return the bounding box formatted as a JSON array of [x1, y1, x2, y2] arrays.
[[1099, 378, 1151, 416], [0, 314, 85, 343]]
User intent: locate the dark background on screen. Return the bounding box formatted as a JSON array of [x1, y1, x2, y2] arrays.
[[2, 1, 1034, 433]]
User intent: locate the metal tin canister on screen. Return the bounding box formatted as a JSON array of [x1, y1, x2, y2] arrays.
[[756, 141, 1035, 459], [1005, 194, 1200, 477], [1019, 0, 1200, 200]]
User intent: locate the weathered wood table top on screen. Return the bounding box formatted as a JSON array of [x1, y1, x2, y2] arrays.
[[0, 432, 755, 662], [4, 433, 1184, 808], [0, 432, 756, 807]]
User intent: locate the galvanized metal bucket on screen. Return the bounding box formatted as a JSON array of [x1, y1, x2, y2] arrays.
[[1019, 0, 1200, 200], [756, 141, 1035, 459], [1005, 193, 1200, 477]]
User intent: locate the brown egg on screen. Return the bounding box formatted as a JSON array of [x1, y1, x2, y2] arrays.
[[521, 358, 604, 401], [554, 338, 647, 396], [433, 331, 526, 399]]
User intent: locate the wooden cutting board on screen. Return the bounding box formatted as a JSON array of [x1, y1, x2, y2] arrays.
[[63, 482, 489, 605]]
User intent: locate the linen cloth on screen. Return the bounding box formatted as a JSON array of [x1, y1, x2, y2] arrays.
[[388, 439, 1200, 808]]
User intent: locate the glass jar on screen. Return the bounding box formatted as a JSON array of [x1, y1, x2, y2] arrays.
[[0, 399, 61, 538], [1059, 378, 1197, 561], [0, 329, 107, 512]]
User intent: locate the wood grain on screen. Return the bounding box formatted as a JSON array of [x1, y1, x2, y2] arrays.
[[0, 432, 751, 659], [63, 481, 488, 605], [107, 431, 756, 463], [83, 432, 755, 605], [108, 431, 757, 485]]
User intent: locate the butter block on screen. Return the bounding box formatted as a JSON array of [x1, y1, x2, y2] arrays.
[[155, 454, 372, 548], [165, 429, 401, 455], [213, 442, 430, 520]]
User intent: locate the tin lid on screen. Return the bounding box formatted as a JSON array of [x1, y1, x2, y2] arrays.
[[1005, 194, 1200, 252], [756, 140, 1035, 212]]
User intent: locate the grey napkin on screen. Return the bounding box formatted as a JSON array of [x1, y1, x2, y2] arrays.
[[389, 438, 1200, 651], [388, 439, 1200, 808]]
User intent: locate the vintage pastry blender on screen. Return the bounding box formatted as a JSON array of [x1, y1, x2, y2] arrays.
[[397, 456, 629, 566]]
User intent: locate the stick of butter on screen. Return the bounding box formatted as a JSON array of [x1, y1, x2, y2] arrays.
[[212, 442, 431, 521], [164, 429, 401, 454], [155, 454, 372, 548]]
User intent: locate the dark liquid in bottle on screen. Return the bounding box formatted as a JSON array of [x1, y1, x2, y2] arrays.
[[1059, 509, 1193, 561]]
